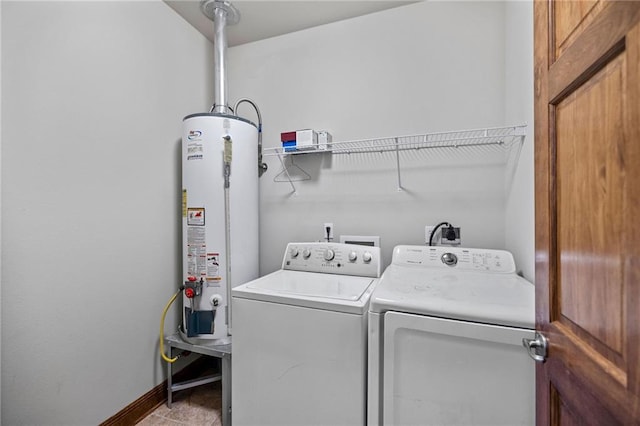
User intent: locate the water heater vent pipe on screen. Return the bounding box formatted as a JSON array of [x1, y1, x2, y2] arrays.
[[200, 0, 240, 114]]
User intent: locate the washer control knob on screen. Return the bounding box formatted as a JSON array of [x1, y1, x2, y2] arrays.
[[363, 252, 373, 263], [302, 248, 312, 259], [290, 247, 299, 258], [348, 251, 358, 262], [441, 252, 458, 266], [324, 249, 335, 261]]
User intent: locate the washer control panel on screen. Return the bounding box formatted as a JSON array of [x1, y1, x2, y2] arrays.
[[282, 242, 381, 278], [392, 245, 516, 273]]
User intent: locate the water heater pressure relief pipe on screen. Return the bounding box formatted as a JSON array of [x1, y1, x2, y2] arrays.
[[223, 135, 232, 187], [223, 135, 233, 334]]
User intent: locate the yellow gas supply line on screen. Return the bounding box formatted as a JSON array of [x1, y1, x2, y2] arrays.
[[160, 288, 182, 363]]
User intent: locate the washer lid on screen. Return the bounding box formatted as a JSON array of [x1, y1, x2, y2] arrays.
[[369, 264, 534, 329], [232, 270, 377, 314]]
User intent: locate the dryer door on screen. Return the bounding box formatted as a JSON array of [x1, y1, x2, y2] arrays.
[[382, 312, 535, 425]]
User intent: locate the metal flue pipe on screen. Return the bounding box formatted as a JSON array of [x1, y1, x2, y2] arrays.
[[200, 0, 239, 114], [213, 6, 229, 113]]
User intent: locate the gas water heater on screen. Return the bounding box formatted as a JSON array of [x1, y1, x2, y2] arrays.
[[176, 0, 263, 344], [181, 113, 259, 342]]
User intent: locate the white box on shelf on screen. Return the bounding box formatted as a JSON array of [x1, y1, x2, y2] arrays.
[[295, 129, 318, 151], [318, 131, 332, 151]]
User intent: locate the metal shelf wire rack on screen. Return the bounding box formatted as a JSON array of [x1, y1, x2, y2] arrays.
[[264, 124, 527, 193]]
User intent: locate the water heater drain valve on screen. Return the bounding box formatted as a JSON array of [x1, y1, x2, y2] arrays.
[[210, 294, 223, 307]]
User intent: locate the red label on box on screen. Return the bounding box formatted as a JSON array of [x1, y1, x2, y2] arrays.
[[280, 131, 296, 142]]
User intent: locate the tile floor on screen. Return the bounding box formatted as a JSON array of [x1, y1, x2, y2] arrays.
[[137, 382, 223, 425]]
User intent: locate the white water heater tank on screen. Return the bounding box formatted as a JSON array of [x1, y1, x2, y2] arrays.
[[182, 113, 259, 341]]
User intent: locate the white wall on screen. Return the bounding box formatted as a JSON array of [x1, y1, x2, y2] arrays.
[[227, 1, 518, 273], [1, 1, 213, 424], [504, 1, 535, 280]]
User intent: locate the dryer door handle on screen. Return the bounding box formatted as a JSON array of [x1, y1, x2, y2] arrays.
[[522, 332, 548, 363]]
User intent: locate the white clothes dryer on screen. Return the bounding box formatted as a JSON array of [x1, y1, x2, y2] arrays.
[[368, 245, 535, 426], [232, 242, 381, 426]]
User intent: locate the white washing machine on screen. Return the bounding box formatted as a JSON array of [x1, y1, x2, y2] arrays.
[[232, 242, 381, 426], [368, 245, 535, 426]]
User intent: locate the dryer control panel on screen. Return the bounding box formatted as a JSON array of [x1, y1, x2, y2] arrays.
[[282, 242, 381, 278], [392, 245, 516, 273]]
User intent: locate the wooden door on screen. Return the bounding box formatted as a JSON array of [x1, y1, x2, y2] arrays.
[[534, 1, 640, 424]]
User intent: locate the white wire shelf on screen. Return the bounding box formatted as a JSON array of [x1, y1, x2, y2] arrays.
[[264, 124, 527, 194], [264, 125, 526, 156]]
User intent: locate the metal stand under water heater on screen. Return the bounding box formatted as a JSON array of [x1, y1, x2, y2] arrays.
[[160, 0, 266, 359]]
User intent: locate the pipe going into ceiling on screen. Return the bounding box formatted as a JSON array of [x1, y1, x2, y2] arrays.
[[200, 0, 240, 114]]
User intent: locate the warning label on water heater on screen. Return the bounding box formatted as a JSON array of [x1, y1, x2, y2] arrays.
[[207, 253, 222, 284], [186, 226, 206, 277], [187, 208, 205, 226], [182, 190, 187, 217]]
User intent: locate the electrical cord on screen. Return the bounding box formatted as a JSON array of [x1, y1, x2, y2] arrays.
[[160, 287, 184, 363], [429, 222, 450, 246]]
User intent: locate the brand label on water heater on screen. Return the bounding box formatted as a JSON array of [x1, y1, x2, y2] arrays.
[[187, 130, 202, 141], [186, 130, 204, 161], [187, 152, 203, 161]]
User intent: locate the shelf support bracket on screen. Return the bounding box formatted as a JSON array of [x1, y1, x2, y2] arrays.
[[395, 137, 403, 191]]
